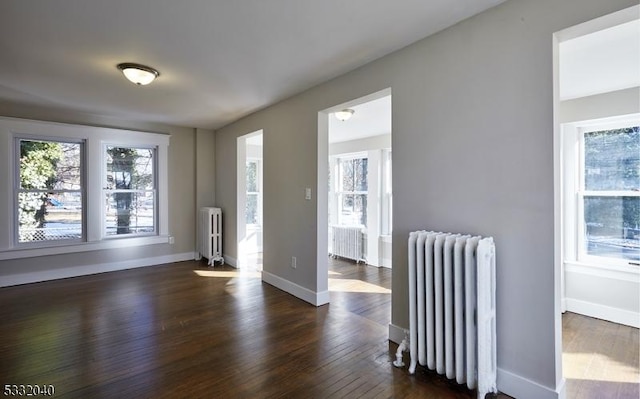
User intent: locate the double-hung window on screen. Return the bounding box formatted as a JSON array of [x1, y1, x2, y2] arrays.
[[104, 146, 157, 236], [245, 159, 262, 226], [16, 138, 84, 244], [337, 155, 368, 226], [577, 123, 639, 265]]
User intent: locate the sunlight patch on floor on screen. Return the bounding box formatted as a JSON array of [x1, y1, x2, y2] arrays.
[[193, 270, 261, 279], [328, 270, 341, 276], [328, 278, 390, 294], [563, 351, 640, 383]]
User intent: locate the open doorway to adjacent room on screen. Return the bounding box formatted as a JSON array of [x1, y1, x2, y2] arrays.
[[237, 130, 263, 271], [554, 5, 639, 397], [327, 95, 392, 270], [318, 89, 392, 304]]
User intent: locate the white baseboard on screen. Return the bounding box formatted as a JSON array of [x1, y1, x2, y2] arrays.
[[498, 368, 565, 399], [223, 254, 237, 268], [0, 252, 196, 287], [261, 271, 329, 306], [388, 323, 408, 344], [565, 298, 639, 328], [389, 324, 565, 399]]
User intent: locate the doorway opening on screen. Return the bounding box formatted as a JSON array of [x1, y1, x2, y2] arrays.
[[328, 95, 392, 268], [553, 5, 639, 396], [237, 130, 263, 271], [317, 88, 392, 304]]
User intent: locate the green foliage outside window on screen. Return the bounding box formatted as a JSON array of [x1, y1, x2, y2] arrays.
[[106, 147, 155, 235], [19, 141, 62, 241]]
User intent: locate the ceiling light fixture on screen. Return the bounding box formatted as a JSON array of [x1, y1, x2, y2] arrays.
[[334, 109, 355, 121], [117, 63, 160, 86]]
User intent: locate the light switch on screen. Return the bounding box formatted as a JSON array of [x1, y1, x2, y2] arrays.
[[305, 188, 312, 200]]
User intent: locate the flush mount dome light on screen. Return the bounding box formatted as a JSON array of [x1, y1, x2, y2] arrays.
[[334, 109, 355, 121], [117, 63, 160, 85]]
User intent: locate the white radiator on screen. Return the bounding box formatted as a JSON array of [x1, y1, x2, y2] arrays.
[[406, 231, 496, 399], [196, 207, 224, 266], [330, 225, 365, 263]]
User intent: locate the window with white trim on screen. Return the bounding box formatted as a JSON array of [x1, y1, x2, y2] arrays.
[[0, 117, 169, 259], [578, 124, 639, 264]]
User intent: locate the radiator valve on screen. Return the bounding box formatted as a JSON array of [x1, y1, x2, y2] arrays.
[[393, 335, 409, 368]]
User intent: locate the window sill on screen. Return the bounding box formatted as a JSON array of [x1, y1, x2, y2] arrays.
[[564, 260, 640, 283], [0, 235, 170, 261]]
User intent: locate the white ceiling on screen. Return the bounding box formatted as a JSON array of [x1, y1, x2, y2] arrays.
[[0, 0, 506, 130], [329, 95, 391, 143], [559, 19, 640, 100]]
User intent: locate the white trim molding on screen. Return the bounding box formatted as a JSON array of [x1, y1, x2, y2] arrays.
[[0, 235, 170, 261], [388, 323, 408, 345], [261, 271, 329, 306], [223, 255, 237, 268], [565, 261, 640, 282], [565, 298, 640, 328], [0, 252, 194, 287], [498, 368, 566, 399]]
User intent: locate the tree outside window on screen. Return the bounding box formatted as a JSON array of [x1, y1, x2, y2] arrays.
[[105, 147, 156, 236], [18, 139, 83, 243], [337, 157, 368, 226]]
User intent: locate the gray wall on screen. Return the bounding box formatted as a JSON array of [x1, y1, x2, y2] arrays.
[[196, 128, 216, 210], [214, 0, 637, 396], [0, 102, 204, 280]]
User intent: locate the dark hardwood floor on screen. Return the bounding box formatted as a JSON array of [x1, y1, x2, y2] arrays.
[[0, 259, 501, 398], [1, 258, 635, 398]]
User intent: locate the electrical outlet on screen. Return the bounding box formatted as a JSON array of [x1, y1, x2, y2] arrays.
[[168, 236, 175, 244], [291, 256, 297, 269]]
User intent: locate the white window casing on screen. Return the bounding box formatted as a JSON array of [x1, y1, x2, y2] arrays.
[[0, 116, 170, 260]]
